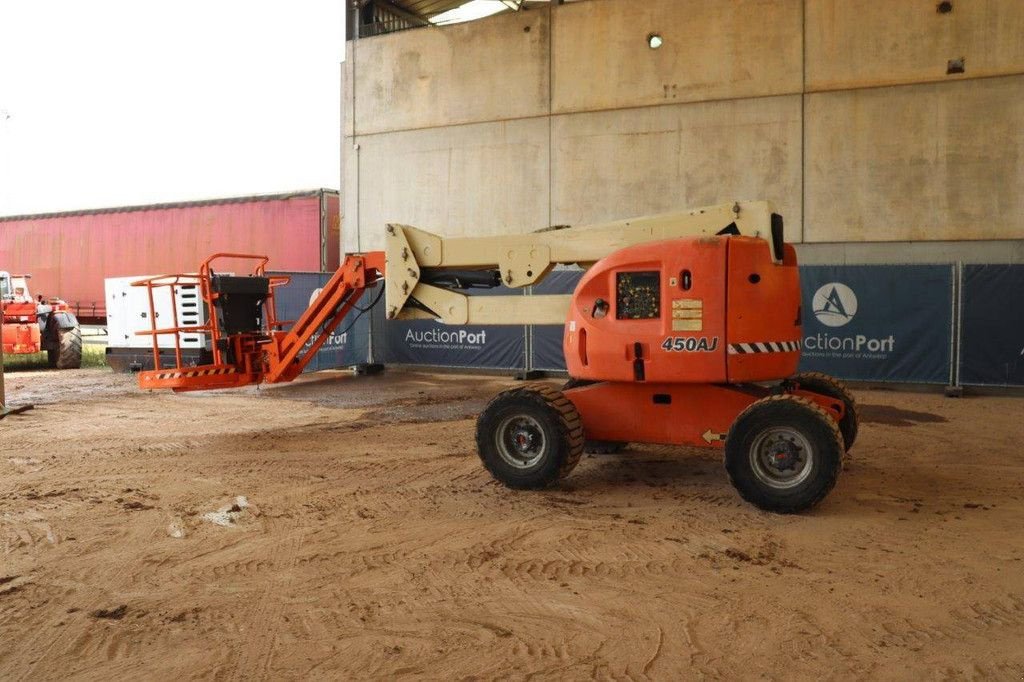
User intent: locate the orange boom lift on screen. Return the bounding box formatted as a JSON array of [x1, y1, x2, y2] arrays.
[[134, 202, 858, 513]]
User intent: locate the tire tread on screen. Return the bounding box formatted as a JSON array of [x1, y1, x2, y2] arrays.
[[726, 394, 844, 513], [55, 326, 83, 370], [477, 384, 584, 485]]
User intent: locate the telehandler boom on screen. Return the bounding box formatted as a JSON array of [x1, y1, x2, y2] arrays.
[[133, 201, 858, 512]]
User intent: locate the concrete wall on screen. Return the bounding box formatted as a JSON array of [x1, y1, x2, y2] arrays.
[[805, 0, 1024, 91], [346, 9, 549, 136], [805, 75, 1024, 242], [343, 0, 1024, 259], [551, 95, 803, 242], [346, 119, 549, 251], [551, 0, 803, 112]]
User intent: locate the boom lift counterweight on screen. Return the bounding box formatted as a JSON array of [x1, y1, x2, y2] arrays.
[[134, 201, 859, 512]]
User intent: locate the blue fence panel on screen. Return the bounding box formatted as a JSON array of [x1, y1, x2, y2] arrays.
[[798, 265, 954, 384], [959, 264, 1024, 387], [529, 270, 583, 372], [376, 286, 527, 371]]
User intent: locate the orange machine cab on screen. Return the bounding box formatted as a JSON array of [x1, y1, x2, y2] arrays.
[[564, 236, 802, 384]]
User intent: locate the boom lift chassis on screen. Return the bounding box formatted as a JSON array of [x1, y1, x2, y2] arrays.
[[134, 202, 859, 512]]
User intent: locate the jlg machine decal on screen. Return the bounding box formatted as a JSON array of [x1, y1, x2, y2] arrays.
[[671, 298, 703, 332], [661, 336, 720, 352]]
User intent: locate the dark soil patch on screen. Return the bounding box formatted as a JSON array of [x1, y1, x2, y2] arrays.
[[859, 404, 948, 427]]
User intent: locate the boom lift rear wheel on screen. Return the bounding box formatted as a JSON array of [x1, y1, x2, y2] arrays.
[[725, 395, 844, 513], [788, 372, 859, 450], [476, 385, 584, 489]]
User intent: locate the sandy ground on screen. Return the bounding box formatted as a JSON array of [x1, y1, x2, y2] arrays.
[[1, 367, 1023, 680]]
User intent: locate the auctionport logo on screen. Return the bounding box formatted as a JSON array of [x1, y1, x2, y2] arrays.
[[405, 328, 487, 347], [812, 282, 858, 328], [805, 281, 895, 358]]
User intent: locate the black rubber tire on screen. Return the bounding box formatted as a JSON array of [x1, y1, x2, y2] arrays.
[[476, 384, 584, 489], [561, 379, 628, 455], [725, 395, 844, 514], [789, 372, 859, 450], [48, 325, 83, 370]]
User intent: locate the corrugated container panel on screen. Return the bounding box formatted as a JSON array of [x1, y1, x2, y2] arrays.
[[0, 190, 341, 322]]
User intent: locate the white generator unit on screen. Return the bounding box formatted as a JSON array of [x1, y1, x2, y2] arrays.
[[104, 275, 208, 371]]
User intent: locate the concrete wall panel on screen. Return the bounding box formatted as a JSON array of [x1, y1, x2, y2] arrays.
[[551, 95, 803, 241], [342, 137, 359, 253], [343, 44, 354, 138], [345, 119, 550, 253], [552, 0, 802, 114], [349, 10, 549, 136], [806, 0, 1024, 91], [805, 75, 1024, 242], [342, 0, 1024, 252]]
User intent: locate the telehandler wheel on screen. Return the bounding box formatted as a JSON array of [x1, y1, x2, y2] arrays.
[[476, 384, 584, 489], [561, 379, 628, 455], [48, 325, 83, 370], [725, 395, 843, 514], [788, 372, 859, 450]]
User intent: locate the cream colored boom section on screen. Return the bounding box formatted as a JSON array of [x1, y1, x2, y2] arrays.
[[384, 200, 775, 326]]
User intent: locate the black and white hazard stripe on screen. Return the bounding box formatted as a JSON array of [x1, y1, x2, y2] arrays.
[[153, 367, 238, 380], [728, 340, 802, 355]]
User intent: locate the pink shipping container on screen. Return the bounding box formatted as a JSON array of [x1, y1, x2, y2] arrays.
[[0, 189, 341, 323]]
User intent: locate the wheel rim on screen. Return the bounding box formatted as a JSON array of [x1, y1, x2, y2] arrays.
[[748, 426, 814, 489], [495, 414, 547, 469]]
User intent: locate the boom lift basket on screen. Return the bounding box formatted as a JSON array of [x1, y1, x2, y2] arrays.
[[131, 254, 289, 391], [131, 251, 385, 392]]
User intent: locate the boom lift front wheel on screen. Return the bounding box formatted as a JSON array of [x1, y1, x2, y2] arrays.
[[725, 395, 844, 514], [476, 385, 584, 489]]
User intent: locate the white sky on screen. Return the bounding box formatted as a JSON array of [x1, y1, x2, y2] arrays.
[[0, 0, 346, 216]]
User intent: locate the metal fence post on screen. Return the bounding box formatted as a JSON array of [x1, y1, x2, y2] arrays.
[[944, 262, 964, 396]]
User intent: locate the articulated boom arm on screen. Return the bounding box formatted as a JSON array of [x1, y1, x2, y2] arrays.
[[262, 251, 385, 384], [384, 200, 780, 326], [133, 201, 779, 392]]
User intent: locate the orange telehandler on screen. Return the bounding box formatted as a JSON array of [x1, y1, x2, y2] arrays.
[[131, 201, 858, 512], [1, 271, 83, 369]]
